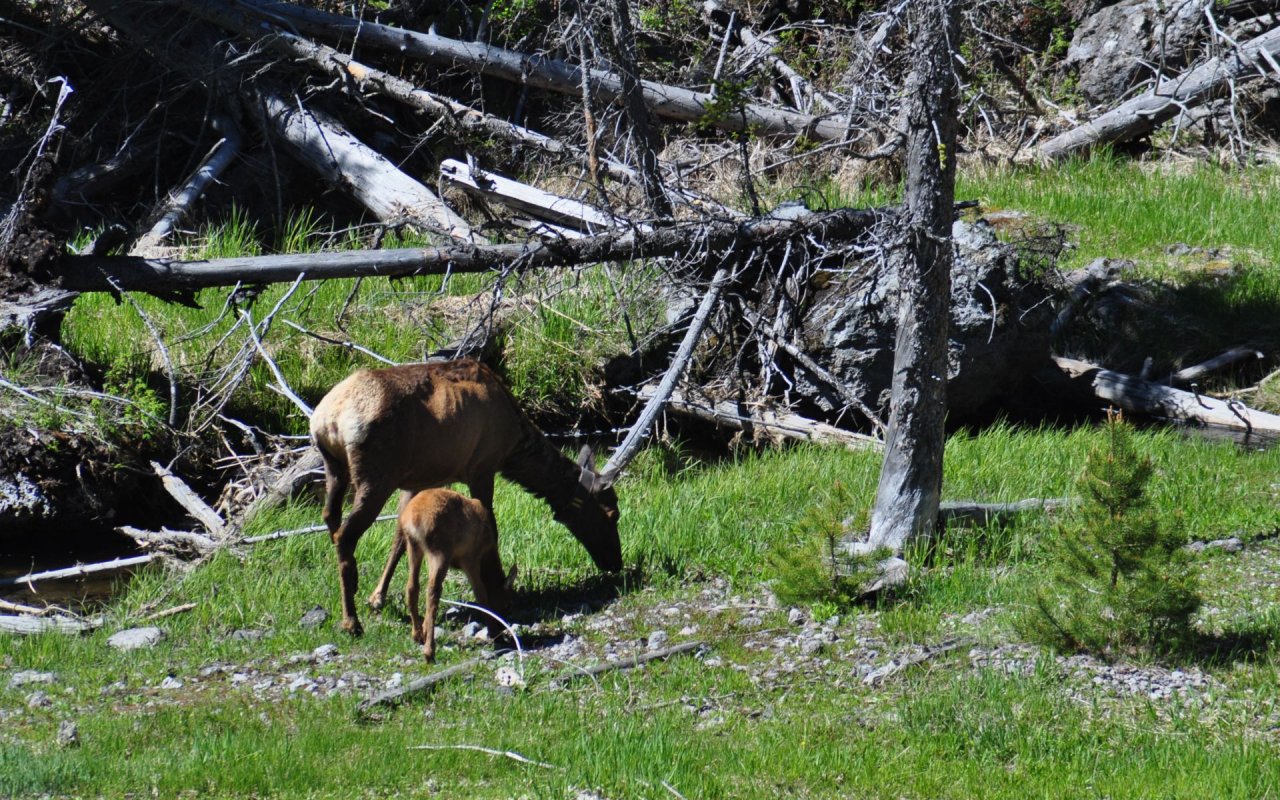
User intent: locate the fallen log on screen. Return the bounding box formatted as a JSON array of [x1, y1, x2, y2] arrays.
[[57, 206, 885, 293], [440, 159, 630, 233], [1039, 24, 1280, 160], [642, 386, 882, 451], [152, 461, 227, 538], [1169, 347, 1265, 387], [118, 526, 219, 556], [1053, 356, 1280, 434], [254, 87, 484, 243], [549, 640, 705, 687], [0, 614, 98, 636], [939, 498, 1074, 528], [238, 0, 851, 140], [0, 555, 156, 588], [358, 655, 492, 713]]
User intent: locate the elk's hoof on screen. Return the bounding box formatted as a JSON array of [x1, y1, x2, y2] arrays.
[[367, 591, 386, 610], [341, 618, 364, 637], [411, 627, 425, 644], [422, 648, 436, 662]]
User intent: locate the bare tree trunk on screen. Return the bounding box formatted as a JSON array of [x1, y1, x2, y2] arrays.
[[865, 0, 959, 554], [607, 0, 673, 219]]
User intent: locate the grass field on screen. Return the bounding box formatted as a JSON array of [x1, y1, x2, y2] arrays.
[[4, 157, 1280, 797]]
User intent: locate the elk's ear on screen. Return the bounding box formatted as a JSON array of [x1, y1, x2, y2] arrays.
[[504, 564, 519, 590], [575, 445, 594, 470]]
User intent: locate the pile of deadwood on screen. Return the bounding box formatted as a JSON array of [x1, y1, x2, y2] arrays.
[[3, 1, 1280, 625]]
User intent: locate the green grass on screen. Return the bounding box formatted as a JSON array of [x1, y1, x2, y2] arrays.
[[4, 426, 1280, 798]]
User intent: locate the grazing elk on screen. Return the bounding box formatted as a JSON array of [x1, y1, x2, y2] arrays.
[[309, 359, 621, 635], [397, 488, 515, 661]]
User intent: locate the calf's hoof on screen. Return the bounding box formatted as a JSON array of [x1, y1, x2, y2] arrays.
[[340, 617, 364, 637], [367, 591, 386, 610], [422, 646, 436, 662]]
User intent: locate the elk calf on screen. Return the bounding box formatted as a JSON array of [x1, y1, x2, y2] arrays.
[[399, 488, 514, 661]]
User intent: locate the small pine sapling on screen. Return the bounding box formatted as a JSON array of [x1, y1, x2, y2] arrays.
[[1021, 412, 1201, 659]]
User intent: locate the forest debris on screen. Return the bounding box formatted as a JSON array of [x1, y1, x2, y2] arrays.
[[1053, 356, 1280, 434], [0, 555, 155, 589], [0, 614, 98, 636], [939, 498, 1075, 528], [861, 638, 966, 685], [549, 640, 705, 687], [58, 206, 885, 293], [440, 159, 631, 233], [645, 386, 882, 451], [236, 0, 852, 140], [1039, 24, 1280, 159], [151, 461, 226, 537], [357, 655, 493, 713], [118, 526, 218, 556], [1169, 347, 1265, 386]]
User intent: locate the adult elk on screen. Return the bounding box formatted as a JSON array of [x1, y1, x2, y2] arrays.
[[397, 488, 515, 661], [310, 359, 621, 635]]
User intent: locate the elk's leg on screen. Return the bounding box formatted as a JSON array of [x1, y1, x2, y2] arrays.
[[369, 490, 413, 609], [405, 536, 425, 645], [318, 449, 349, 542], [333, 486, 390, 636], [423, 551, 449, 662]]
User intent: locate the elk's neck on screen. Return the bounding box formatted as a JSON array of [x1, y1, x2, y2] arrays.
[[498, 424, 582, 514]]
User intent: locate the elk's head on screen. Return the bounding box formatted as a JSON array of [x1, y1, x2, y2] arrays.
[[556, 446, 622, 572]]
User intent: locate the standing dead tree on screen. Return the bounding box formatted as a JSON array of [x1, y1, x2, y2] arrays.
[[861, 0, 961, 557]]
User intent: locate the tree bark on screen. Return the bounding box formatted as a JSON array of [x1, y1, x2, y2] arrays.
[[235, 0, 851, 140], [865, 0, 959, 554], [1039, 25, 1280, 160]]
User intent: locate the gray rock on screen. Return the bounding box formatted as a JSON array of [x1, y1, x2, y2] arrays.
[[9, 670, 55, 688], [230, 629, 266, 641], [1065, 0, 1205, 105], [798, 219, 1055, 420], [107, 626, 165, 651], [647, 630, 670, 651], [312, 643, 339, 661], [787, 607, 806, 626], [461, 621, 484, 639], [299, 606, 328, 628], [26, 691, 51, 708], [159, 676, 183, 690], [56, 720, 79, 748]]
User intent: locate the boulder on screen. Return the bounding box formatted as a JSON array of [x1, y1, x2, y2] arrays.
[[1065, 0, 1206, 105], [796, 218, 1056, 421]]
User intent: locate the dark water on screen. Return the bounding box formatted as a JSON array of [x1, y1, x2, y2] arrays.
[[0, 528, 146, 609]]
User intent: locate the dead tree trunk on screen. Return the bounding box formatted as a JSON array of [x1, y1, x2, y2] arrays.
[[865, 0, 960, 554], [608, 0, 674, 219], [1039, 25, 1280, 160]]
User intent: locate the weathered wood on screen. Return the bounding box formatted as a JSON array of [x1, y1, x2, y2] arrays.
[[1170, 348, 1265, 386], [237, 448, 325, 524], [151, 461, 226, 537], [241, 513, 398, 544], [118, 526, 219, 555], [254, 87, 484, 243], [861, 638, 966, 685], [939, 498, 1074, 528], [0, 614, 98, 635], [0, 555, 155, 588], [130, 115, 242, 255], [0, 287, 77, 342], [549, 640, 705, 687], [440, 159, 628, 233], [600, 268, 732, 483], [642, 386, 882, 451], [1054, 356, 1280, 434], [357, 655, 491, 712], [867, 0, 958, 553], [239, 0, 851, 140], [58, 206, 884, 293], [1040, 25, 1280, 160]]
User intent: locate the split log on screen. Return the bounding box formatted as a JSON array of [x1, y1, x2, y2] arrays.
[[238, 0, 851, 140], [440, 159, 630, 233], [0, 555, 155, 588], [1169, 347, 1265, 386], [1040, 25, 1280, 159], [1053, 356, 1280, 434], [58, 206, 885, 293], [641, 386, 882, 451], [549, 640, 705, 687], [0, 614, 98, 635], [254, 87, 484, 243]]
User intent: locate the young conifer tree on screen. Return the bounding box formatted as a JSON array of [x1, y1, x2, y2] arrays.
[[1023, 412, 1201, 658]]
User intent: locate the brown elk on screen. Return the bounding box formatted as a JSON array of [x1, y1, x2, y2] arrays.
[[309, 359, 621, 636], [397, 487, 515, 661]]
